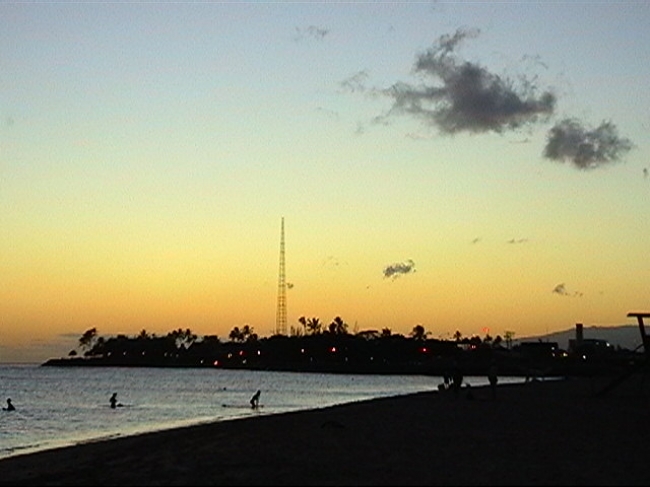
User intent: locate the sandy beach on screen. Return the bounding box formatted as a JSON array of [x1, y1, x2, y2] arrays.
[[1, 373, 649, 486]]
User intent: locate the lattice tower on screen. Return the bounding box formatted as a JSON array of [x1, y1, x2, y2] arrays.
[[275, 217, 287, 336]]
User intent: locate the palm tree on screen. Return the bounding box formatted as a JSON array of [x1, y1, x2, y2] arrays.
[[328, 316, 348, 335], [306, 317, 322, 335], [137, 329, 151, 340], [298, 316, 308, 336]]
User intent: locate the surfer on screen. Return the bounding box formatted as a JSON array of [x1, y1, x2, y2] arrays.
[[109, 392, 123, 409], [3, 398, 15, 411], [250, 390, 261, 409]]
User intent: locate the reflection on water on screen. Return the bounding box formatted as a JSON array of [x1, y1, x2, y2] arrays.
[[0, 364, 523, 459]]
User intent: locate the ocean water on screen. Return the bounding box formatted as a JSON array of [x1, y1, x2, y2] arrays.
[[0, 364, 523, 460]]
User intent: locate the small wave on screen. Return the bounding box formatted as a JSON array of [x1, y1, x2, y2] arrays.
[[75, 433, 122, 445], [0, 442, 47, 459]]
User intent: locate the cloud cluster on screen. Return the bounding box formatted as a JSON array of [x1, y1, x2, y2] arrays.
[[383, 259, 416, 279], [382, 28, 556, 135], [354, 27, 634, 169], [543, 118, 634, 169]]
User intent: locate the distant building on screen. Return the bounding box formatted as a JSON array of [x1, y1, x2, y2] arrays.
[[568, 338, 613, 358], [516, 341, 560, 360], [568, 323, 613, 358]]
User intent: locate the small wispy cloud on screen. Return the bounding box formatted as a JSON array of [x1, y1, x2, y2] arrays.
[[322, 255, 348, 270], [543, 118, 633, 169], [315, 106, 339, 121], [339, 70, 370, 94], [383, 259, 416, 280], [293, 25, 330, 42], [552, 283, 583, 298]]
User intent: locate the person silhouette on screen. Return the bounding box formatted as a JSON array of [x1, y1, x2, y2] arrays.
[[250, 390, 261, 409], [3, 398, 15, 411], [451, 360, 464, 398], [488, 360, 499, 399], [110, 393, 118, 409]]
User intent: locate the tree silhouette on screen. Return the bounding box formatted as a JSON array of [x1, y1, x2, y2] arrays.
[[306, 317, 322, 335], [229, 326, 245, 342], [137, 329, 152, 340], [410, 324, 428, 341], [328, 316, 348, 335], [242, 324, 258, 342], [229, 325, 257, 343], [298, 316, 308, 336], [168, 328, 197, 349], [78, 328, 98, 355]]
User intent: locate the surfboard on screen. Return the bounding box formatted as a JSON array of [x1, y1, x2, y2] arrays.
[[221, 403, 264, 409]]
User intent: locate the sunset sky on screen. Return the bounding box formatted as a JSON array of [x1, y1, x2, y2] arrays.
[[2, 1, 649, 363]]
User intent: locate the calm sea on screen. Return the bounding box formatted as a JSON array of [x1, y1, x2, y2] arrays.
[[0, 364, 523, 460]]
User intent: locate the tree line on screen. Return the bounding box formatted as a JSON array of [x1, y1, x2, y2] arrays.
[[62, 318, 505, 374], [51, 317, 636, 377]]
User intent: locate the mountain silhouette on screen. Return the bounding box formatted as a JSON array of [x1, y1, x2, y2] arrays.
[[516, 325, 644, 352]]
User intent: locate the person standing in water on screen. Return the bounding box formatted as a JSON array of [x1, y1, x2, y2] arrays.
[[110, 393, 118, 409], [3, 398, 15, 411], [250, 390, 261, 409]]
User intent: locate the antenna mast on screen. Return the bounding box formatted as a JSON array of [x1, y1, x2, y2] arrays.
[[275, 217, 287, 336]]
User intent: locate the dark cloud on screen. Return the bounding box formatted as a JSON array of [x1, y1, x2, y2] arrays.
[[543, 118, 634, 169], [383, 259, 416, 279], [381, 28, 556, 135], [552, 283, 583, 298]]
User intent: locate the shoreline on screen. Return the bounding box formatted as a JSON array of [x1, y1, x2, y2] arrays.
[[1, 375, 649, 485]]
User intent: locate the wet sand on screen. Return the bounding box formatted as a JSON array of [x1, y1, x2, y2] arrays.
[[0, 374, 649, 486]]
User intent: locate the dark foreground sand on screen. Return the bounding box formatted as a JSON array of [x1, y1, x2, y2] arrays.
[[1, 374, 649, 486]]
